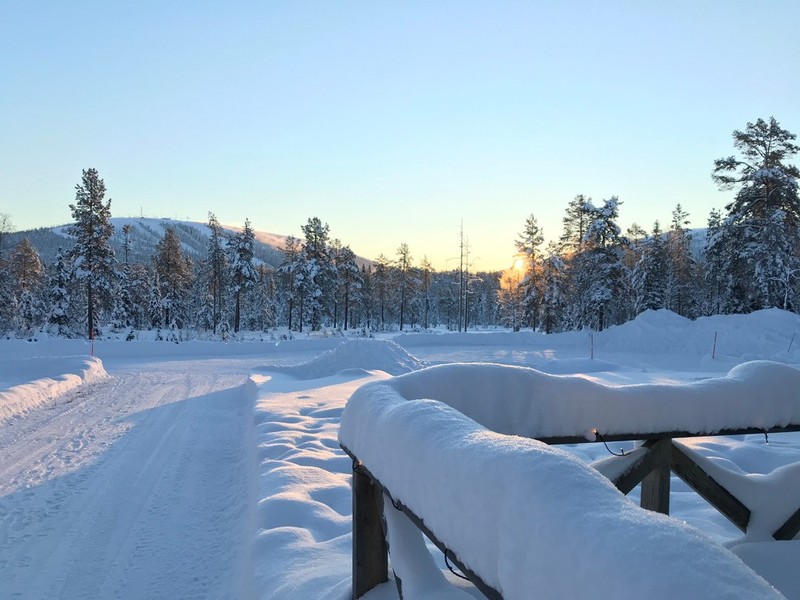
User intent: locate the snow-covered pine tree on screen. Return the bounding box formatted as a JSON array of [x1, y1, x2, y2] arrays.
[[300, 217, 335, 331], [394, 243, 416, 331], [372, 254, 391, 330], [68, 168, 117, 337], [332, 242, 361, 331], [9, 238, 46, 332], [0, 269, 18, 333], [205, 213, 228, 334], [277, 235, 302, 332], [632, 221, 668, 313], [665, 204, 696, 317], [576, 196, 627, 330], [516, 214, 545, 331], [712, 117, 800, 311], [47, 247, 72, 336], [121, 223, 133, 265], [229, 219, 257, 332], [148, 271, 164, 329], [153, 227, 194, 329], [249, 264, 276, 332], [9, 238, 45, 296], [415, 257, 433, 330], [559, 194, 592, 254], [540, 242, 566, 334]]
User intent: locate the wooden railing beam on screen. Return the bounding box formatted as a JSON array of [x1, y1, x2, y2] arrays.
[[640, 438, 671, 514], [352, 465, 388, 599], [670, 441, 751, 533], [774, 507, 800, 541]]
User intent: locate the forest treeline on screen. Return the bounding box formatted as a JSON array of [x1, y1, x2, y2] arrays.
[[0, 117, 797, 339]]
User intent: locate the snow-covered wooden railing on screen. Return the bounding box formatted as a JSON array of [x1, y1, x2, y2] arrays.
[[339, 361, 800, 599]]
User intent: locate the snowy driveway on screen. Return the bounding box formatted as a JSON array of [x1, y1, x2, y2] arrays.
[[0, 358, 262, 600]]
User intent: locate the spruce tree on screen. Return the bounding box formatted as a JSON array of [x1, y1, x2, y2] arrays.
[[47, 248, 72, 335], [229, 219, 257, 332], [68, 168, 117, 337], [395, 243, 415, 331], [516, 214, 545, 330], [153, 227, 194, 329], [712, 117, 800, 310], [205, 213, 228, 333], [300, 217, 334, 330]]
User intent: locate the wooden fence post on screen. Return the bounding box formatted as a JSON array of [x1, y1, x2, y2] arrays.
[[353, 467, 389, 599], [640, 438, 671, 515]]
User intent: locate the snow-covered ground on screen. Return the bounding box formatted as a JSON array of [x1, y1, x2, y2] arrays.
[[1, 309, 799, 598]]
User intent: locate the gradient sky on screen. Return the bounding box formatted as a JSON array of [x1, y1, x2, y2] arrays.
[[2, 1, 799, 271]]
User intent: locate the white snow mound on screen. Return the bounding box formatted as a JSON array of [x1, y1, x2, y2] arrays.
[[364, 360, 800, 440], [0, 355, 108, 422], [260, 339, 426, 379]]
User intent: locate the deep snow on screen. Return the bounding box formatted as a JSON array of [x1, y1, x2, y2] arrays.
[[1, 308, 800, 599]]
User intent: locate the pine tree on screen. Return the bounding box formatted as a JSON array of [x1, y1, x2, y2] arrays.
[[229, 219, 257, 332], [395, 243, 416, 331], [632, 221, 668, 313], [47, 247, 72, 335], [9, 238, 45, 296], [559, 194, 592, 253], [712, 117, 800, 310], [0, 268, 18, 333], [0, 213, 12, 261], [277, 235, 302, 332], [418, 257, 434, 330], [332, 243, 361, 330], [205, 213, 228, 333], [516, 214, 545, 330], [122, 223, 134, 265], [300, 217, 334, 330], [665, 204, 696, 317], [576, 197, 627, 330], [372, 254, 391, 330], [148, 271, 164, 328], [540, 243, 566, 334], [153, 227, 194, 329], [68, 168, 117, 337]]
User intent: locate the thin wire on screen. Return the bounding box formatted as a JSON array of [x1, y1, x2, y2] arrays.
[[443, 550, 470, 581], [594, 429, 627, 457]]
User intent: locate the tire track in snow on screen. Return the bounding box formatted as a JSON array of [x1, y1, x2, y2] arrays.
[[0, 361, 256, 600]]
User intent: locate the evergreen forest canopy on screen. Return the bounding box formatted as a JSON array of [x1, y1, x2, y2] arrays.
[[0, 116, 798, 339]]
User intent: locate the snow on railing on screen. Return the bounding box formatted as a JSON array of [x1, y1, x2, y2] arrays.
[[339, 361, 800, 599]]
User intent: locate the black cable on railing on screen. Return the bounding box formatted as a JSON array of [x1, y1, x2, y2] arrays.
[[593, 429, 628, 457], [443, 549, 470, 581]]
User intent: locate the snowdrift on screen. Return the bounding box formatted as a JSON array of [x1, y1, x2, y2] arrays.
[[0, 356, 108, 422], [259, 339, 426, 379], [395, 308, 800, 370], [373, 360, 800, 440], [339, 361, 797, 598]]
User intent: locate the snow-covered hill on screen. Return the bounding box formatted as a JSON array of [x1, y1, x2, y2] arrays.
[[6, 217, 290, 267]]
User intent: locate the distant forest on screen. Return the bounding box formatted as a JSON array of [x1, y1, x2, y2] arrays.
[[1, 117, 798, 339]]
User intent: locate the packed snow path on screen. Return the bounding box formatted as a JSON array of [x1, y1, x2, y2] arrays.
[[0, 358, 259, 600]]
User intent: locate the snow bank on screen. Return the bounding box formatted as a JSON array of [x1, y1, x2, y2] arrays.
[[0, 356, 108, 422], [367, 361, 800, 440], [340, 376, 783, 599], [395, 308, 800, 371], [259, 339, 426, 379], [252, 371, 391, 599], [0, 337, 345, 361]]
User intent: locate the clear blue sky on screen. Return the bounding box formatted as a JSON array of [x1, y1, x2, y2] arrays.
[[2, 1, 798, 271]]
